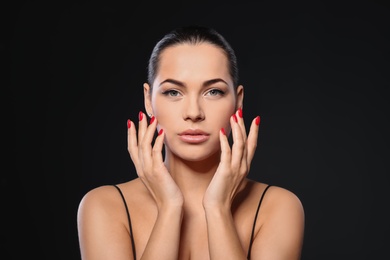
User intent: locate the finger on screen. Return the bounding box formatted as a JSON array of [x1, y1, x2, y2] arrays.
[[237, 108, 247, 141], [137, 111, 147, 145], [246, 116, 260, 166], [139, 115, 158, 168], [127, 119, 137, 159], [137, 111, 148, 166], [219, 128, 231, 165], [236, 108, 248, 168], [230, 114, 245, 168], [152, 128, 165, 169], [127, 119, 143, 176]]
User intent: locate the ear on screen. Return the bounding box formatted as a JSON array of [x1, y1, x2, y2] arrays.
[[143, 83, 153, 116], [236, 85, 244, 110]]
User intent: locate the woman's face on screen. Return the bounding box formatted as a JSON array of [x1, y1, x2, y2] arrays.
[[144, 43, 243, 161]]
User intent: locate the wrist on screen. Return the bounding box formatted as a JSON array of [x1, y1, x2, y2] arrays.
[[158, 202, 184, 216], [203, 202, 231, 215]]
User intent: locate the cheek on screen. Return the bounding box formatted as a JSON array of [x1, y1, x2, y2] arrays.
[[152, 103, 179, 131], [206, 103, 235, 128], [151, 97, 169, 117]]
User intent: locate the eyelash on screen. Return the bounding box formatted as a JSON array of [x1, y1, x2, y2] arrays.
[[207, 89, 225, 96], [161, 89, 225, 97], [162, 90, 181, 97]]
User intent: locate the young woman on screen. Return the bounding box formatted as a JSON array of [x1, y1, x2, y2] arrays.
[[77, 25, 305, 260]]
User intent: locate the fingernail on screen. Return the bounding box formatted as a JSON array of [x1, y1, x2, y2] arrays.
[[139, 111, 143, 121], [255, 116, 260, 126], [232, 114, 238, 123], [238, 108, 243, 118], [221, 128, 226, 135], [158, 129, 164, 135], [127, 119, 131, 129], [150, 116, 155, 124]]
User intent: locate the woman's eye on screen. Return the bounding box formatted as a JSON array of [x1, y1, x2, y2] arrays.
[[163, 90, 181, 97], [207, 89, 224, 96]]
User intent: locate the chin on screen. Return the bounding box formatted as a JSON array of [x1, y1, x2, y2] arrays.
[[180, 154, 211, 162], [173, 146, 220, 162], [165, 137, 221, 161]]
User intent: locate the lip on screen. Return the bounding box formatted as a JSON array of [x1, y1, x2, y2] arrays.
[[178, 129, 210, 144]]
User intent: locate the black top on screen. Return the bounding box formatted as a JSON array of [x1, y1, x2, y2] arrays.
[[113, 184, 272, 260]]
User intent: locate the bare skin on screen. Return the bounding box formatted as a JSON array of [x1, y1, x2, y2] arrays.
[[77, 43, 305, 260]]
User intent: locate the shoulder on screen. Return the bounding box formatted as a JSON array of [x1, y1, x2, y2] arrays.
[[246, 181, 304, 226], [242, 180, 303, 212], [77, 178, 150, 223], [77, 180, 145, 258], [247, 181, 305, 259], [235, 180, 304, 231], [77, 184, 122, 224], [264, 184, 304, 214], [78, 179, 143, 213]]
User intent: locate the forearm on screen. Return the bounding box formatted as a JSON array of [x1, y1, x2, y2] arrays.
[[140, 205, 183, 260], [205, 207, 247, 260]]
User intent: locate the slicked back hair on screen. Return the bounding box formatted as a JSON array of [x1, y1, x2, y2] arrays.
[[147, 25, 239, 90]]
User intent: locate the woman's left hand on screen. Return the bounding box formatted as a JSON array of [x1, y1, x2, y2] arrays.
[[203, 109, 260, 210]]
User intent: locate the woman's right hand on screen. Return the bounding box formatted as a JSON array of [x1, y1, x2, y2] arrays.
[[127, 111, 184, 209]]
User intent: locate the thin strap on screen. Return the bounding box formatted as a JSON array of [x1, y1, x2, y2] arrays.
[[113, 185, 136, 260], [247, 184, 272, 259]]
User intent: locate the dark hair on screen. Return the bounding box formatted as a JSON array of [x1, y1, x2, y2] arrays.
[[147, 25, 239, 89]]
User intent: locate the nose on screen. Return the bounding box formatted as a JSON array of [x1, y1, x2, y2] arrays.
[[183, 95, 205, 122]]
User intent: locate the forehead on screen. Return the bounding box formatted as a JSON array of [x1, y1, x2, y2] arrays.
[[155, 43, 232, 85]]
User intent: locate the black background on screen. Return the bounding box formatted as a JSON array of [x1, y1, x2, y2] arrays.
[[7, 0, 390, 259]]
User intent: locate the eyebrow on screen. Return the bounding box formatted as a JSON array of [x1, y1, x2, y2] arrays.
[[159, 78, 229, 88]]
